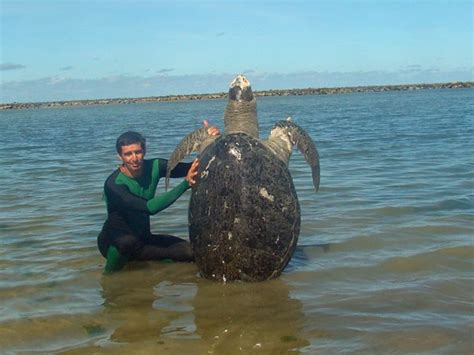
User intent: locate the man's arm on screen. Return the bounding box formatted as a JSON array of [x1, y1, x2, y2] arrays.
[[148, 159, 199, 214], [105, 176, 190, 215], [146, 180, 190, 214]]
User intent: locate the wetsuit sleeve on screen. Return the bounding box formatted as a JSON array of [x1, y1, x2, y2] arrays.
[[105, 178, 150, 213], [105, 173, 190, 215], [146, 179, 190, 215], [158, 158, 192, 178]]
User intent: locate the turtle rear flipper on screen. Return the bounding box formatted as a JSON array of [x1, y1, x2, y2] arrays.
[[166, 127, 217, 190], [265, 119, 320, 191]]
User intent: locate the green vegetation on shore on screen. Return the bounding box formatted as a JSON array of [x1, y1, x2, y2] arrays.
[[1, 81, 472, 110]]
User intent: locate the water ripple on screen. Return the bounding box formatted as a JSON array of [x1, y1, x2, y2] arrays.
[[0, 88, 473, 353]]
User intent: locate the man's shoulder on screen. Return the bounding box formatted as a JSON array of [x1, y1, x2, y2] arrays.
[[145, 158, 166, 164], [146, 158, 168, 172], [144, 158, 159, 165], [104, 169, 121, 189]]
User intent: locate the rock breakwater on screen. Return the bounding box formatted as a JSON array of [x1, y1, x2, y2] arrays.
[[1, 81, 472, 110]]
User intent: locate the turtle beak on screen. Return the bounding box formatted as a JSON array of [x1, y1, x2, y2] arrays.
[[229, 75, 254, 102]]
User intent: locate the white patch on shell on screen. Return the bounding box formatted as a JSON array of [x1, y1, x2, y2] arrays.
[[205, 155, 216, 170], [200, 156, 215, 179], [228, 146, 242, 160], [259, 187, 274, 202], [228, 232, 232, 240]]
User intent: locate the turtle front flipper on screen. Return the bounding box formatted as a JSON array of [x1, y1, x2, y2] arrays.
[[265, 119, 320, 191], [166, 127, 217, 190]]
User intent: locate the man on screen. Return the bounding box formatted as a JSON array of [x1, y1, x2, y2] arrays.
[[97, 121, 219, 273]]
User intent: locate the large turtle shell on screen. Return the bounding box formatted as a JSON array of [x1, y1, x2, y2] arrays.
[[189, 133, 301, 281]]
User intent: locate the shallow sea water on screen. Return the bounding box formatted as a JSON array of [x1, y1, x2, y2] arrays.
[[0, 88, 473, 354]]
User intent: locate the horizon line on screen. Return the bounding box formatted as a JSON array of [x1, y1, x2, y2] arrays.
[[1, 80, 472, 109]]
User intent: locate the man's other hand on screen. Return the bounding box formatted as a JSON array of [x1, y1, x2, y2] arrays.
[[203, 119, 220, 136]]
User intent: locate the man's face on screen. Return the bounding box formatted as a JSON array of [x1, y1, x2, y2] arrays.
[[118, 143, 145, 175]]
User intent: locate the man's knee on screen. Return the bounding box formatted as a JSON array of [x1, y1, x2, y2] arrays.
[[172, 241, 195, 262], [115, 234, 143, 258]]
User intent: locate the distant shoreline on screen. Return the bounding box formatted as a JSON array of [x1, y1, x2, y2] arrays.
[[1, 81, 472, 110]]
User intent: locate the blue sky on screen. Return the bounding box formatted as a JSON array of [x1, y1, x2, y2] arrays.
[[1, 0, 472, 103]]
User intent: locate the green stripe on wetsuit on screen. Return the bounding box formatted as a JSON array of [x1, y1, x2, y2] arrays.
[[113, 159, 190, 215], [146, 179, 190, 214], [104, 246, 127, 273]]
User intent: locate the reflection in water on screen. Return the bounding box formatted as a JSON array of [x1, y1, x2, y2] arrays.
[[98, 265, 194, 346], [95, 265, 309, 353], [193, 278, 310, 353], [286, 244, 331, 273]]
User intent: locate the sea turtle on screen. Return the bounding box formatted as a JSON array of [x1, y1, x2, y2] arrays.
[[166, 75, 319, 282]]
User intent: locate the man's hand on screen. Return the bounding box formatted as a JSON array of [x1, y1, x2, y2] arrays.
[[203, 119, 220, 136], [186, 158, 199, 186]]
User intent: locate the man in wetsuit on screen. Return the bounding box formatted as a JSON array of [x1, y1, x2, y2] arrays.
[[98, 122, 219, 273]]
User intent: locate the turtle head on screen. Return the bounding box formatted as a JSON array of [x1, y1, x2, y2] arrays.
[[228, 74, 254, 102], [224, 74, 258, 137]]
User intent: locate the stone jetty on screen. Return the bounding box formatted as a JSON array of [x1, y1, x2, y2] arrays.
[[1, 81, 472, 110]]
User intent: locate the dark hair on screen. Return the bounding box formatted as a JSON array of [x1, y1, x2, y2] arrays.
[[116, 131, 146, 154]]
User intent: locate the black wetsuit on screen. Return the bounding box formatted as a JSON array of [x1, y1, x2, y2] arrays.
[[97, 158, 194, 262]]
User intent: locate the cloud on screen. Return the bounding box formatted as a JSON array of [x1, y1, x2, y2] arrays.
[[48, 76, 67, 84], [156, 68, 174, 74], [405, 64, 422, 70], [0, 62, 26, 71], [1, 68, 472, 103], [60, 66, 73, 71]]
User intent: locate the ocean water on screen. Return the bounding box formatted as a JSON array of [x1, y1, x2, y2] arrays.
[[0, 88, 473, 354]]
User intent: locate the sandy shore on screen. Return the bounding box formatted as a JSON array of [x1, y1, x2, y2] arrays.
[[1, 81, 472, 110]]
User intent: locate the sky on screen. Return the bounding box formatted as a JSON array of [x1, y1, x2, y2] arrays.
[[0, 0, 472, 103]]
